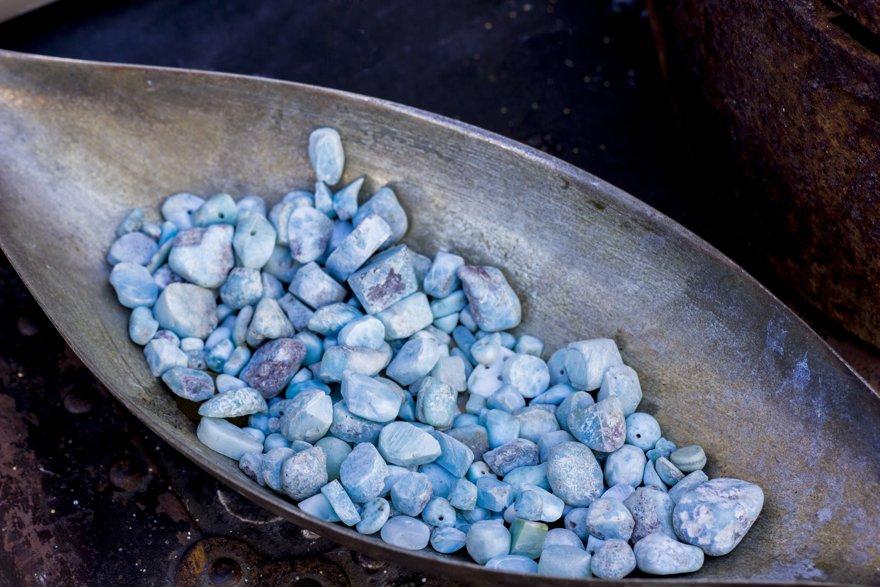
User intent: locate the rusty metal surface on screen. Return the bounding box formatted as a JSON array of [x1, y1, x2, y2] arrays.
[[648, 0, 880, 349]]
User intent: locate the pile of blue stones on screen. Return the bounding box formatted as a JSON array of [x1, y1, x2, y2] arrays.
[[107, 128, 764, 578]]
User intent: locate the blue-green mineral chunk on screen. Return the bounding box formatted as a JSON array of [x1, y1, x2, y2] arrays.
[[353, 186, 408, 247], [110, 263, 159, 308], [655, 457, 685, 486], [428, 430, 474, 478], [625, 487, 676, 542], [390, 471, 433, 516], [356, 497, 391, 534], [546, 442, 604, 507], [108, 232, 158, 266], [308, 127, 345, 185], [220, 268, 262, 309], [669, 445, 707, 473], [192, 193, 237, 227], [475, 477, 512, 511], [457, 266, 521, 332], [289, 262, 347, 309], [298, 493, 340, 522], [341, 372, 402, 423], [568, 396, 626, 453], [597, 364, 643, 415], [329, 402, 384, 444], [279, 388, 333, 442], [340, 442, 389, 503], [161, 366, 214, 401], [537, 545, 591, 578], [633, 532, 704, 575], [154, 282, 218, 339], [448, 478, 478, 511], [509, 518, 548, 559], [672, 478, 763, 556], [381, 515, 430, 550], [197, 417, 262, 460], [321, 480, 361, 526], [431, 526, 467, 553], [307, 302, 361, 337], [168, 224, 234, 288], [466, 520, 511, 564], [415, 377, 458, 430], [564, 338, 622, 391], [198, 387, 267, 418], [129, 306, 160, 345], [503, 354, 550, 398], [378, 421, 441, 466], [591, 539, 636, 580], [288, 206, 333, 263], [261, 446, 295, 491]]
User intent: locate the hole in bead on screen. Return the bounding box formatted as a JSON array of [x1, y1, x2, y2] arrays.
[[219, 213, 225, 219], [250, 230, 256, 236]]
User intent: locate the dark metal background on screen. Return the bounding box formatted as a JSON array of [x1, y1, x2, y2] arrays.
[[0, 1, 877, 585]]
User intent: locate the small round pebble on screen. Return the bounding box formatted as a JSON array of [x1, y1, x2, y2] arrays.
[[670, 445, 707, 473], [380, 515, 431, 550]]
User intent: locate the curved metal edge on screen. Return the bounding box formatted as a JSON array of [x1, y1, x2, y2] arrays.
[[0, 48, 867, 585]]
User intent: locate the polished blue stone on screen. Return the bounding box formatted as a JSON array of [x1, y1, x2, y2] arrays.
[[457, 266, 521, 332], [356, 497, 391, 535], [339, 442, 389, 503], [390, 471, 433, 516], [380, 515, 430, 550], [110, 263, 159, 308], [633, 532, 704, 575], [537, 545, 591, 578], [430, 526, 467, 553], [466, 520, 511, 565]]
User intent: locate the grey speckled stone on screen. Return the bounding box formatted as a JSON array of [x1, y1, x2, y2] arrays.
[[198, 387, 266, 417], [546, 442, 603, 507], [625, 487, 676, 542], [457, 266, 521, 332], [281, 446, 328, 501], [168, 224, 234, 288], [239, 338, 305, 398]]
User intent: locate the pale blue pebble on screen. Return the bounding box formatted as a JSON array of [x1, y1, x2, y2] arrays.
[[341, 372, 402, 423], [108, 232, 158, 266], [466, 461, 495, 483], [591, 539, 636, 580], [329, 401, 384, 444], [285, 379, 330, 399], [633, 532, 704, 575], [429, 290, 467, 320], [375, 292, 433, 340], [115, 208, 143, 237], [605, 444, 647, 488], [193, 193, 237, 227], [219, 313, 237, 332], [668, 470, 708, 503], [431, 526, 466, 553], [231, 306, 252, 346], [546, 348, 569, 387], [353, 186, 408, 247], [503, 354, 549, 398], [261, 272, 285, 299], [647, 437, 677, 462], [246, 297, 294, 347], [466, 520, 511, 564], [503, 463, 549, 497], [280, 446, 327, 500], [430, 356, 466, 393], [456, 266, 521, 332], [332, 176, 362, 220], [586, 497, 635, 541], [161, 193, 204, 229], [509, 518, 549, 559], [643, 460, 667, 492], [236, 195, 266, 219], [129, 306, 159, 345], [160, 366, 214, 402], [451, 325, 476, 362], [313, 181, 335, 218], [531, 384, 574, 406], [483, 438, 539, 477], [672, 478, 763, 556], [378, 421, 441, 466], [390, 471, 433, 516], [168, 224, 234, 288], [563, 339, 622, 392], [308, 127, 345, 185], [568, 396, 626, 453], [381, 464, 411, 496], [423, 251, 464, 298], [217, 374, 246, 393], [239, 451, 264, 485], [340, 442, 389, 503], [433, 313, 458, 333], [145, 238, 174, 273], [321, 220, 353, 262], [158, 221, 179, 246], [381, 515, 430, 550], [321, 480, 361, 526], [292, 331, 322, 366], [398, 392, 416, 421], [669, 445, 707, 473], [458, 307, 477, 332], [286, 206, 332, 264], [153, 329, 180, 345], [514, 405, 559, 443], [154, 282, 218, 339], [198, 387, 266, 418], [597, 364, 643, 415], [289, 263, 346, 311], [356, 497, 391, 534], [470, 333, 502, 365], [247, 412, 270, 434], [314, 437, 350, 480], [537, 430, 575, 462], [485, 409, 520, 449], [144, 337, 188, 377], [276, 388, 332, 442], [453, 413, 478, 428], [624, 487, 676, 542], [264, 433, 290, 451], [319, 344, 392, 382], [222, 346, 251, 376], [414, 376, 457, 430], [467, 356, 508, 398], [262, 245, 298, 282], [538, 545, 591, 578], [386, 337, 440, 386], [485, 554, 538, 574], [546, 442, 604, 507], [461, 506, 491, 523], [475, 477, 512, 512], [656, 457, 685, 486], [625, 412, 661, 450], [298, 493, 340, 522], [586, 535, 606, 555], [604, 483, 636, 503], [325, 213, 392, 281], [205, 338, 234, 372], [290, 440, 313, 453], [428, 430, 474, 478], [465, 394, 485, 416], [337, 315, 385, 350], [216, 303, 233, 322], [260, 446, 295, 491], [514, 335, 544, 357], [307, 303, 361, 337], [448, 478, 478, 510], [110, 263, 159, 308], [416, 463, 455, 499], [543, 528, 583, 550], [515, 484, 564, 523], [563, 507, 590, 541], [447, 425, 489, 462], [197, 417, 262, 460]]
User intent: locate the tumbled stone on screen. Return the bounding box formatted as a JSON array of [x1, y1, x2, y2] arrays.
[[568, 397, 626, 452], [625, 412, 661, 451], [298, 493, 340, 522], [168, 224, 234, 288], [277, 293, 313, 331], [356, 497, 391, 534], [337, 315, 386, 349], [378, 421, 441, 466], [381, 515, 430, 550], [197, 417, 262, 460], [647, 437, 678, 462], [144, 337, 188, 377], [129, 306, 159, 345], [374, 292, 433, 340], [537, 545, 591, 578], [483, 439, 539, 476], [108, 232, 158, 266], [307, 302, 361, 337], [448, 478, 478, 511], [656, 457, 685, 486], [347, 244, 418, 314], [466, 520, 511, 564], [198, 387, 266, 417], [427, 430, 474, 478], [670, 445, 707, 473], [457, 266, 521, 332], [320, 480, 361, 526], [239, 338, 305, 397], [278, 388, 333, 442], [447, 425, 489, 461], [341, 372, 402, 423], [508, 519, 548, 559], [586, 497, 635, 541], [564, 339, 622, 391], [668, 470, 709, 503], [110, 263, 159, 309], [503, 463, 549, 497], [260, 447, 295, 491], [422, 496, 456, 527], [353, 186, 408, 247], [415, 377, 457, 430], [515, 485, 564, 523], [161, 366, 215, 401], [423, 251, 464, 298], [386, 337, 440, 386], [485, 409, 520, 449], [643, 460, 667, 492], [318, 344, 392, 382], [514, 405, 560, 443], [563, 507, 590, 541], [503, 354, 550, 398], [263, 244, 299, 282], [246, 297, 295, 346], [340, 443, 389, 503], [325, 213, 392, 281], [596, 364, 642, 416], [634, 532, 704, 575], [193, 193, 237, 227], [625, 487, 676, 542], [161, 193, 204, 229], [591, 539, 636, 580], [289, 262, 347, 309], [546, 442, 604, 507], [431, 526, 467, 553], [281, 446, 328, 500], [431, 356, 467, 393], [218, 268, 262, 310], [288, 206, 333, 263], [672, 478, 764, 556], [308, 127, 345, 185], [605, 444, 648, 488], [331, 176, 362, 220], [543, 528, 583, 550], [390, 471, 433, 516]]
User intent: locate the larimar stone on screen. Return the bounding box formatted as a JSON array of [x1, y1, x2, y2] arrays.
[[428, 430, 474, 478], [260, 272, 283, 298], [514, 335, 544, 357], [390, 471, 433, 516], [219, 267, 262, 309], [447, 425, 489, 461], [643, 460, 667, 492], [378, 421, 441, 466], [672, 478, 764, 556], [452, 325, 476, 361], [420, 461, 457, 498], [563, 507, 590, 541], [458, 306, 477, 331], [586, 497, 635, 540], [465, 394, 486, 415], [568, 397, 626, 452], [461, 506, 491, 524], [485, 409, 520, 449], [487, 386, 524, 413], [192, 193, 237, 227], [633, 532, 704, 575], [115, 208, 144, 237], [356, 497, 391, 534], [217, 374, 246, 393], [668, 470, 708, 503], [546, 348, 569, 386], [386, 337, 440, 386], [161, 193, 204, 229], [260, 447, 295, 491], [205, 338, 233, 371], [281, 446, 328, 500], [475, 477, 512, 511], [307, 303, 361, 337], [415, 377, 457, 430], [591, 539, 636, 580], [325, 213, 392, 281], [353, 186, 408, 247], [236, 195, 266, 219], [323, 220, 352, 261], [347, 244, 418, 314], [154, 282, 218, 339], [646, 437, 677, 462], [239, 451, 264, 484], [278, 389, 333, 442], [144, 337, 188, 377], [341, 372, 402, 423], [332, 176, 362, 220], [605, 444, 648, 487], [239, 338, 306, 398], [314, 182, 335, 218], [298, 493, 340, 522], [423, 251, 465, 299], [161, 366, 214, 401], [509, 519, 548, 559], [263, 245, 298, 282], [536, 430, 575, 462], [515, 485, 564, 523], [321, 480, 361, 526], [337, 315, 385, 349], [448, 478, 478, 511], [422, 496, 456, 527], [483, 439, 539, 476], [503, 354, 550, 398], [431, 526, 467, 553], [285, 379, 329, 398], [485, 554, 538, 573], [198, 387, 267, 418], [108, 232, 158, 266], [263, 433, 291, 452], [375, 292, 433, 340], [129, 306, 159, 345], [670, 445, 707, 473], [543, 528, 583, 550], [655, 457, 685, 486], [398, 391, 416, 421], [514, 405, 560, 443], [431, 356, 467, 393], [314, 436, 351, 480], [597, 364, 643, 415], [381, 515, 430, 550], [531, 383, 574, 407], [457, 266, 521, 332], [624, 487, 676, 542], [319, 344, 392, 382], [470, 333, 501, 365], [287, 206, 333, 263], [503, 463, 549, 497], [537, 545, 591, 578], [289, 262, 347, 309], [144, 237, 173, 273], [339, 442, 389, 503], [197, 417, 262, 460], [329, 402, 384, 444], [308, 127, 345, 185], [110, 263, 159, 308], [546, 442, 604, 507], [625, 412, 661, 450], [168, 224, 233, 288], [466, 520, 511, 564], [246, 297, 294, 346], [564, 339, 622, 391], [429, 290, 467, 319]]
